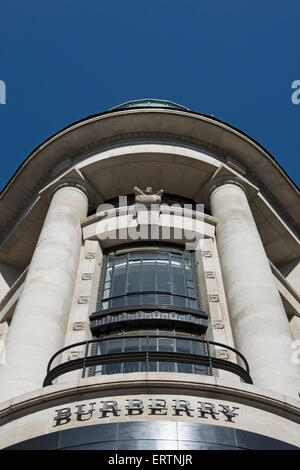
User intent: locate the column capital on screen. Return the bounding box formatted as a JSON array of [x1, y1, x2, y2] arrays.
[[51, 178, 90, 198], [208, 175, 248, 199]]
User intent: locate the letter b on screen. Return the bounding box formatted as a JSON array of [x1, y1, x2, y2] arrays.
[[53, 407, 72, 426]]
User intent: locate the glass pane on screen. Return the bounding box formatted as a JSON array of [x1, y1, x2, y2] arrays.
[[189, 299, 198, 310], [191, 340, 205, 356], [157, 294, 172, 305], [124, 338, 139, 352], [176, 339, 192, 354], [156, 258, 169, 264], [140, 361, 148, 372], [106, 339, 122, 353], [111, 259, 127, 297], [172, 296, 186, 307], [177, 363, 193, 374], [123, 362, 140, 373], [105, 267, 113, 281], [148, 361, 158, 372], [105, 363, 122, 374], [158, 337, 174, 352], [171, 264, 185, 295], [126, 294, 142, 305], [130, 253, 143, 260], [184, 264, 193, 280], [141, 260, 156, 291], [110, 297, 126, 308], [156, 252, 169, 260], [188, 288, 196, 297], [148, 337, 157, 351], [142, 294, 156, 304], [157, 262, 170, 292], [170, 260, 182, 268], [140, 337, 148, 351], [142, 253, 156, 260], [96, 341, 107, 355], [102, 289, 110, 299], [195, 365, 207, 375], [127, 260, 141, 292], [158, 362, 175, 372]]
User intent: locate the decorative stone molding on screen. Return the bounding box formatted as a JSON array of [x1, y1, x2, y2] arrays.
[[201, 250, 212, 258], [78, 297, 89, 304], [208, 175, 248, 199], [0, 126, 299, 248], [72, 322, 86, 331], [68, 351, 83, 361], [86, 253, 96, 259], [81, 273, 93, 280], [208, 294, 219, 302], [212, 320, 224, 329], [205, 271, 215, 279], [216, 349, 230, 359], [49, 178, 91, 201]]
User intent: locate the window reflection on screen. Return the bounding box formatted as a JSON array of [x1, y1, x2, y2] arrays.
[[98, 247, 199, 311], [92, 329, 208, 377]]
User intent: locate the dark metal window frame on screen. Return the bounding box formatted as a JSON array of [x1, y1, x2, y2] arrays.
[[97, 244, 201, 313], [91, 329, 208, 376]]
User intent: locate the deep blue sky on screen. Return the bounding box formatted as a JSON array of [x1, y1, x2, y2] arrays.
[[0, 0, 299, 190]]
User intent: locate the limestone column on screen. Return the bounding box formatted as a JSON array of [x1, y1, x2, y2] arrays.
[[0, 183, 88, 402], [209, 176, 300, 397]]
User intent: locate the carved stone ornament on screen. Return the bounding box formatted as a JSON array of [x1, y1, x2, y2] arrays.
[[81, 273, 93, 280], [86, 253, 96, 259], [73, 322, 86, 331], [205, 271, 215, 279], [133, 186, 163, 206], [208, 294, 219, 302], [201, 250, 212, 258], [216, 349, 230, 360], [212, 320, 224, 329], [68, 351, 83, 361]]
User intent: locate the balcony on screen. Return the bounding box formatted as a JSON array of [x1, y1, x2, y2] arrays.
[[43, 334, 252, 386]]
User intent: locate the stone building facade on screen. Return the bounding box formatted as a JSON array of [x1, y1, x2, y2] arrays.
[[0, 99, 299, 450]]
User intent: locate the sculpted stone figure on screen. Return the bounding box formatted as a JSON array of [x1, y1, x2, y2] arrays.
[[133, 186, 163, 205]]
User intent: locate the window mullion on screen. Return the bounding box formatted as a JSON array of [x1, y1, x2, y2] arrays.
[[125, 252, 129, 302]]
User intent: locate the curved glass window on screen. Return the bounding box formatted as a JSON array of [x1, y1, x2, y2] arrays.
[[92, 329, 207, 376], [99, 247, 199, 311]]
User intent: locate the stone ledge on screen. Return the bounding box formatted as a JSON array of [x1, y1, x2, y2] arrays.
[[1, 373, 300, 426]]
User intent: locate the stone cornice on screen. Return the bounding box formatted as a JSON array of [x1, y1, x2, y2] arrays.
[[0, 374, 299, 426], [0, 126, 299, 247]]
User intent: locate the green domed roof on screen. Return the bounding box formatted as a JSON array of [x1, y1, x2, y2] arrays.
[[109, 98, 189, 111]]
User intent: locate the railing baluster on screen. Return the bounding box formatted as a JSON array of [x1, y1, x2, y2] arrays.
[[206, 339, 213, 376], [82, 341, 89, 379], [146, 335, 149, 372]]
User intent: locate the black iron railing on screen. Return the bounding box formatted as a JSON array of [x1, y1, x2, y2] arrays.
[[43, 335, 252, 386]]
